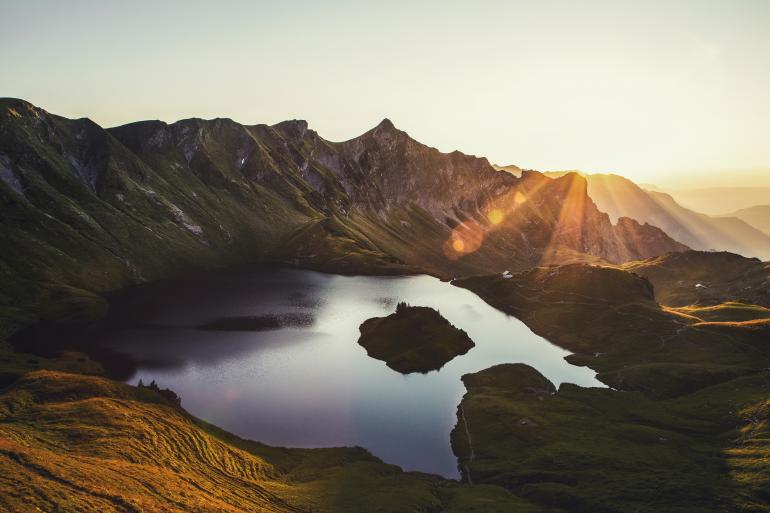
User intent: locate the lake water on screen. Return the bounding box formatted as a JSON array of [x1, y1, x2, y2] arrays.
[[96, 267, 602, 478]]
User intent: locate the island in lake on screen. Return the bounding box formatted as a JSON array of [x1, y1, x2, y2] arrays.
[[357, 302, 475, 373]]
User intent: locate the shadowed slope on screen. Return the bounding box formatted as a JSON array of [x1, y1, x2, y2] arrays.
[[454, 260, 770, 397], [621, 251, 770, 308], [450, 256, 770, 511], [450, 363, 770, 513]]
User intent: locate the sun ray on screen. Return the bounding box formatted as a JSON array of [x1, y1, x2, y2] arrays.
[[539, 174, 589, 266]]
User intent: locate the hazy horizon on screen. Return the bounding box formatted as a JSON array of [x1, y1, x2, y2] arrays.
[[3, 0, 770, 188]]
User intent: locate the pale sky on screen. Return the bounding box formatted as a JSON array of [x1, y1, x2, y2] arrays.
[[2, 0, 770, 187]]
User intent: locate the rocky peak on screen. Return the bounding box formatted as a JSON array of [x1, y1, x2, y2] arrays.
[[109, 120, 171, 153], [369, 118, 406, 142], [375, 118, 397, 131], [272, 119, 309, 139]]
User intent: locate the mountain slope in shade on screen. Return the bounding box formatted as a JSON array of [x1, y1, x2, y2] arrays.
[[549, 172, 770, 260], [0, 98, 686, 336], [621, 250, 770, 308], [721, 205, 770, 236]]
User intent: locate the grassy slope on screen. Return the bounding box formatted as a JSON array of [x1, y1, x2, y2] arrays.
[[451, 263, 770, 511], [451, 364, 770, 513], [0, 370, 544, 513], [670, 302, 770, 323], [621, 251, 770, 308], [357, 304, 475, 374], [456, 263, 770, 397], [0, 100, 319, 340]]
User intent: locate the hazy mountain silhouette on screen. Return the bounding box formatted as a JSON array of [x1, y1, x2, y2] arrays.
[[542, 171, 770, 260], [721, 204, 770, 236], [666, 186, 770, 215]]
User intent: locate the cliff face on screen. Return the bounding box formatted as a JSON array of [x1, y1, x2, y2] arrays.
[[0, 98, 687, 333]]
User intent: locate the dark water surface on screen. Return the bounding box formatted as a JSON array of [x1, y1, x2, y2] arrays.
[[95, 267, 601, 477]]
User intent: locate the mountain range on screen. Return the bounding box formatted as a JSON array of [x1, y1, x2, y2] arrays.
[[0, 98, 686, 334]]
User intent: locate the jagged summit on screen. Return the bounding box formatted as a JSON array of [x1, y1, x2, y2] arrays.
[[364, 117, 406, 140], [375, 118, 397, 131], [272, 119, 310, 137]]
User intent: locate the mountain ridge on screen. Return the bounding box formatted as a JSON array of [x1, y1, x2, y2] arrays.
[[0, 98, 686, 337]]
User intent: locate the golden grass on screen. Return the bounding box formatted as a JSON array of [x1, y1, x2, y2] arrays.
[[0, 370, 535, 513], [671, 302, 770, 323], [693, 318, 770, 328], [0, 371, 298, 513]]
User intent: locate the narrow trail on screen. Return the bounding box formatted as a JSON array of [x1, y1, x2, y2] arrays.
[[460, 404, 475, 485]]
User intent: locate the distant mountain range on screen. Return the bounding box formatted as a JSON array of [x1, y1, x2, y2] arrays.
[[721, 204, 770, 236], [541, 171, 770, 260], [665, 186, 770, 215], [0, 98, 685, 334]]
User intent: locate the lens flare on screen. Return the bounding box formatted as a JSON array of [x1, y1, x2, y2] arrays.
[[444, 220, 486, 260], [488, 209, 504, 225], [443, 186, 534, 262]]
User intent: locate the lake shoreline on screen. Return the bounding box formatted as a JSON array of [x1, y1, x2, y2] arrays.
[[16, 266, 598, 477]]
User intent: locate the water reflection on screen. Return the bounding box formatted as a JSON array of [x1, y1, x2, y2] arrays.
[[95, 267, 602, 478]]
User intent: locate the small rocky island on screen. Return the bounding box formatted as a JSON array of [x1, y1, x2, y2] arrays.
[[357, 302, 475, 374]]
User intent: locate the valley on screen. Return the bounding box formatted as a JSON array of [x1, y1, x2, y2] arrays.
[[1, 99, 769, 512]]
